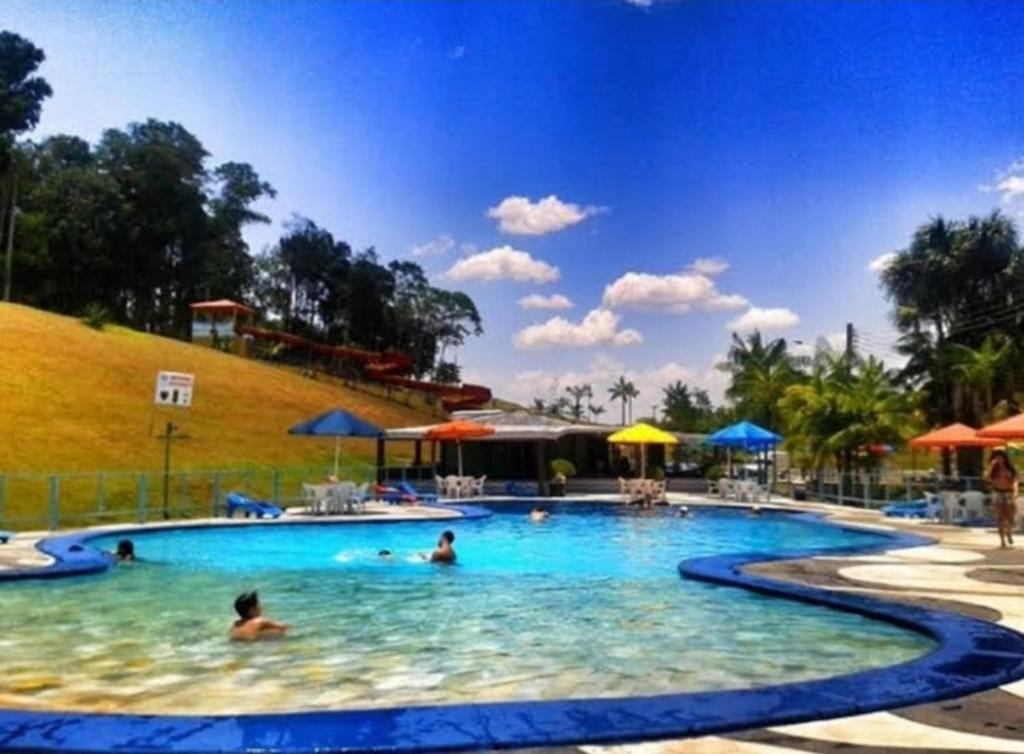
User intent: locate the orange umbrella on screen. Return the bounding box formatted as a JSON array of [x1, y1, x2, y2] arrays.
[[978, 414, 1024, 440], [424, 420, 496, 476], [909, 423, 1003, 449]]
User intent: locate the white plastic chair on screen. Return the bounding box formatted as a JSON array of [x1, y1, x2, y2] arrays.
[[348, 482, 369, 513], [471, 475, 487, 497]]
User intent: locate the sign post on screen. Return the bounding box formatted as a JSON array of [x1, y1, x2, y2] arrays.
[[154, 372, 195, 520]]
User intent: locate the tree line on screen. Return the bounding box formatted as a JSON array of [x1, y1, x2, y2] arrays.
[[0, 31, 482, 382]]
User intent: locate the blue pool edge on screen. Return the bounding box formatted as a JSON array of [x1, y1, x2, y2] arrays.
[[0, 504, 1023, 753]]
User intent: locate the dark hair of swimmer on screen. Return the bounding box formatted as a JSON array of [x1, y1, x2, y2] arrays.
[[378, 549, 392, 557], [441, 530, 455, 544], [234, 591, 259, 620], [115, 539, 135, 561]]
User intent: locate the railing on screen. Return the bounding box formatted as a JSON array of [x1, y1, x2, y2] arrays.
[[0, 463, 376, 532], [773, 470, 988, 509]]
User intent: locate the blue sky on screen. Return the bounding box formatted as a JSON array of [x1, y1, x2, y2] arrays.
[[6, 0, 1024, 411]]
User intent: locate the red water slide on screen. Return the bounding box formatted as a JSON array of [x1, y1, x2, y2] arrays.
[[237, 325, 491, 412]]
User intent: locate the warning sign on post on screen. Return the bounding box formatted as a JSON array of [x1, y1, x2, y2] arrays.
[[154, 371, 195, 408]]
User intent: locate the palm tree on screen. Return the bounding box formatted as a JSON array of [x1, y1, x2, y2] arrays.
[[588, 404, 606, 422], [608, 376, 631, 425], [781, 355, 918, 475], [625, 381, 639, 423], [947, 334, 1012, 423], [531, 398, 546, 414], [565, 383, 593, 421], [719, 331, 802, 430]]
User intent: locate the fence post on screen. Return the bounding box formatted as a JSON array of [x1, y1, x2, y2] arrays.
[[48, 474, 60, 530], [905, 475, 912, 502], [137, 472, 148, 523], [96, 473, 106, 514], [837, 472, 845, 506], [272, 470, 281, 506], [212, 472, 222, 517], [863, 474, 870, 508], [179, 471, 189, 517]]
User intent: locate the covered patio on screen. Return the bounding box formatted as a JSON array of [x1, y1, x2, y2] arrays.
[[378, 410, 617, 494]]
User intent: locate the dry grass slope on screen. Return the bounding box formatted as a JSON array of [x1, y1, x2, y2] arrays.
[[0, 303, 434, 474]]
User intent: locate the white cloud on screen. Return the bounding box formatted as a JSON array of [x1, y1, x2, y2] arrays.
[[410, 234, 455, 258], [981, 158, 1024, 204], [728, 306, 800, 334], [602, 270, 747, 313], [868, 252, 897, 274], [487, 195, 602, 235], [513, 308, 643, 350], [444, 245, 560, 284], [518, 293, 575, 310], [688, 257, 729, 276]]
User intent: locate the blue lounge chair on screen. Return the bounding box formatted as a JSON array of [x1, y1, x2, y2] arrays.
[[225, 491, 283, 519], [398, 481, 437, 504]]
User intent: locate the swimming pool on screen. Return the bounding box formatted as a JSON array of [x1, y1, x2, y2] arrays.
[[0, 503, 933, 715]]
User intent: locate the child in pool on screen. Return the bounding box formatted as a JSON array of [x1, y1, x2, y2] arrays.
[[230, 591, 289, 642], [529, 507, 550, 522]]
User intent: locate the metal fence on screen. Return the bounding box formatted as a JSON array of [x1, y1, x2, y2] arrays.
[[0, 462, 377, 532], [774, 470, 988, 509]]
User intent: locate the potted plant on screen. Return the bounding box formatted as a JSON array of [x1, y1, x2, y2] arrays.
[[549, 458, 576, 497]]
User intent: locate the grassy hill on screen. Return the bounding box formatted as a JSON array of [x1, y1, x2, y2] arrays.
[[0, 303, 436, 474]]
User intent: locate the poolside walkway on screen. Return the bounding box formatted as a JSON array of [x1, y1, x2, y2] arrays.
[[582, 493, 1024, 754]]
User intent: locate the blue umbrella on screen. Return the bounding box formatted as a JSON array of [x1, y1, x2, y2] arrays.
[[706, 420, 782, 450], [289, 409, 383, 477], [706, 421, 782, 478]]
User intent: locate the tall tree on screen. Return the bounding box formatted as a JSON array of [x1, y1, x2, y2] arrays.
[[608, 376, 632, 425], [882, 212, 1024, 426], [719, 331, 802, 430], [565, 383, 593, 420], [0, 31, 52, 301]]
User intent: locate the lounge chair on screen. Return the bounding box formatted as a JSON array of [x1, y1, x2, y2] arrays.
[[397, 481, 437, 504], [225, 491, 283, 519]]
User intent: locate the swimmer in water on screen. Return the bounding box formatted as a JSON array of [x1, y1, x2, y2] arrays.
[[529, 507, 550, 522], [230, 591, 289, 642], [430, 530, 457, 564], [677, 505, 691, 517], [378, 549, 394, 559], [750, 505, 763, 516], [114, 539, 136, 563]]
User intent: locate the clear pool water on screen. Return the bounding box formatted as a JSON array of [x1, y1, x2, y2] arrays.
[[0, 503, 933, 714]]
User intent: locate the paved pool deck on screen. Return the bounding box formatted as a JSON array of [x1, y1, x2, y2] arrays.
[[2, 494, 1023, 752]]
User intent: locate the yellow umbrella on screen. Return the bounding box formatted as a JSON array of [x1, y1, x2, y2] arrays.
[[607, 422, 679, 478]]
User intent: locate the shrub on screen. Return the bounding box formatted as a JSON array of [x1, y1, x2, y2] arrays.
[[705, 463, 725, 480], [652, 465, 666, 481], [81, 303, 110, 331], [550, 458, 577, 479]]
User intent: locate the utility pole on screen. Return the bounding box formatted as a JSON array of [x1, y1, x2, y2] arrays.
[[845, 322, 855, 363]]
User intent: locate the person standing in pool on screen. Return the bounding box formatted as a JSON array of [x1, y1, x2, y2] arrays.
[[430, 530, 457, 564], [114, 539, 136, 563], [230, 591, 289, 641], [986, 450, 1018, 548]]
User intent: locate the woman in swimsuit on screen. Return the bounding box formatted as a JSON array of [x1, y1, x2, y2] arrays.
[[986, 449, 1018, 549]]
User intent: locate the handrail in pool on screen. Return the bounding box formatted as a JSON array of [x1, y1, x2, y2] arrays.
[[0, 505, 1023, 753]]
